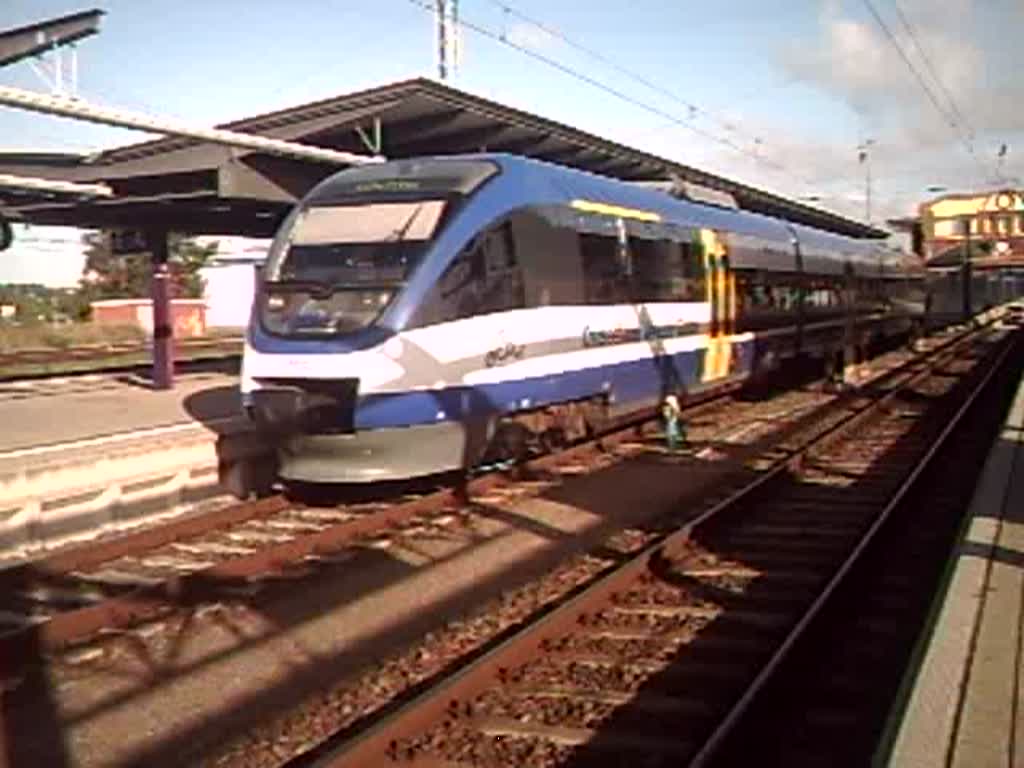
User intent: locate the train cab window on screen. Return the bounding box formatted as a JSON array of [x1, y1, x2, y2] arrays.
[[260, 199, 448, 336], [415, 221, 525, 326]]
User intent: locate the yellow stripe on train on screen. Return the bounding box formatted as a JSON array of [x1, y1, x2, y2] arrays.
[[570, 199, 662, 222], [699, 228, 735, 382]]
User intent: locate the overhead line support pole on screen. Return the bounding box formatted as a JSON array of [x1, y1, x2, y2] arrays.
[[437, 0, 448, 80]]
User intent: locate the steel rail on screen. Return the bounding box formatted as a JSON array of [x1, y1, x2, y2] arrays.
[[686, 334, 1019, 767], [0, 336, 242, 365], [0, 325, 991, 672], [0, 392, 730, 667], [304, 326, 1001, 767]]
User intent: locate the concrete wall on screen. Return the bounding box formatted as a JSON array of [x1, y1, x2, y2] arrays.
[[91, 299, 208, 338], [197, 235, 267, 330], [200, 262, 258, 329]]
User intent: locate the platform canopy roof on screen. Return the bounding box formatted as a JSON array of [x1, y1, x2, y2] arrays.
[[0, 77, 887, 239], [0, 8, 104, 68]]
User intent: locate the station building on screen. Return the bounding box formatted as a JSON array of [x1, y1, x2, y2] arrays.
[[917, 188, 1024, 267]]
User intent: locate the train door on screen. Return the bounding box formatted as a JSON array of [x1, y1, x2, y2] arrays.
[[700, 228, 736, 383]]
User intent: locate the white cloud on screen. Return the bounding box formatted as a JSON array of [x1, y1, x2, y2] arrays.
[[778, 1, 1024, 143], [504, 21, 560, 52]]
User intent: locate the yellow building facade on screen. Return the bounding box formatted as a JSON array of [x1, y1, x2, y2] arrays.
[[920, 189, 1024, 265]]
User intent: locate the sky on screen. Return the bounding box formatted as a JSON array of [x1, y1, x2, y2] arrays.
[[1, 0, 1022, 286]]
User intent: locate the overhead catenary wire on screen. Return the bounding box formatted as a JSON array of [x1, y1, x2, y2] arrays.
[[479, 0, 999, 217], [860, 0, 993, 185], [402, 0, 823, 193], [889, 1, 1010, 186], [890, 1, 975, 143], [483, 0, 765, 150]]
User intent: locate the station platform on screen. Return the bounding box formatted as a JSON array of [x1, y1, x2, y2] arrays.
[[0, 371, 267, 562], [0, 370, 240, 453], [884, 364, 1024, 767]]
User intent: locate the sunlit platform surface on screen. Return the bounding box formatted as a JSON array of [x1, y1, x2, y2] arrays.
[[883, 367, 1024, 767], [0, 371, 242, 455]]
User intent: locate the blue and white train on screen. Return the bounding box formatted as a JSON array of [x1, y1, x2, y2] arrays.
[[241, 154, 926, 483]]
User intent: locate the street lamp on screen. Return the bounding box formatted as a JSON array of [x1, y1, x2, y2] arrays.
[[858, 139, 875, 224]]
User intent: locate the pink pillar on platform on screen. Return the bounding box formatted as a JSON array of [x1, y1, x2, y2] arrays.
[[147, 229, 174, 389]]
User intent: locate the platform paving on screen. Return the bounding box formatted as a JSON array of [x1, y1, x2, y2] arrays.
[[0, 371, 241, 455], [885, 366, 1024, 768], [0, 372, 261, 560]]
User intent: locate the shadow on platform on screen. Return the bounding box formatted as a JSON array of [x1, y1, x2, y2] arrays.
[[182, 385, 243, 434]]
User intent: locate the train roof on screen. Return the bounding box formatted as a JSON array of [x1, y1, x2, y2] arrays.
[[307, 152, 888, 253]]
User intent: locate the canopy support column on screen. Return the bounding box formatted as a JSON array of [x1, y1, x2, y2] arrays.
[[146, 228, 174, 390]]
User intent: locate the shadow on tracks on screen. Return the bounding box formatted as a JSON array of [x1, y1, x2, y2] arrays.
[[0, 344, 998, 768], [557, 345, 1015, 768], [1, 454, 674, 766], [1, 629, 73, 767]]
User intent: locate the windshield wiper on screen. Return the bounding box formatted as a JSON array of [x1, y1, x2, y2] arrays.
[[266, 279, 332, 296], [268, 279, 402, 296], [385, 203, 425, 242]]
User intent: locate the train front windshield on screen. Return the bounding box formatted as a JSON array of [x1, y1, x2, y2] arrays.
[[260, 199, 446, 335]]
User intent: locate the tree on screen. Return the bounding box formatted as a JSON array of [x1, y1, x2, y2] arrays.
[[0, 283, 55, 323], [80, 231, 150, 300], [168, 234, 217, 299], [79, 231, 217, 301]]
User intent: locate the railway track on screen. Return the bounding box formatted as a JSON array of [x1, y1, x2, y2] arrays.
[[0, 336, 242, 382], [0, 332, 952, 678], [280, 326, 1016, 768], [0, 384, 776, 672], [708, 335, 1024, 766], [0, 336, 242, 367]]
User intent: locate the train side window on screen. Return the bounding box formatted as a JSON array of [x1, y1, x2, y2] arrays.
[[804, 277, 843, 310], [632, 236, 707, 303], [417, 221, 525, 325], [632, 238, 675, 302], [581, 233, 629, 304], [683, 243, 707, 301]]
